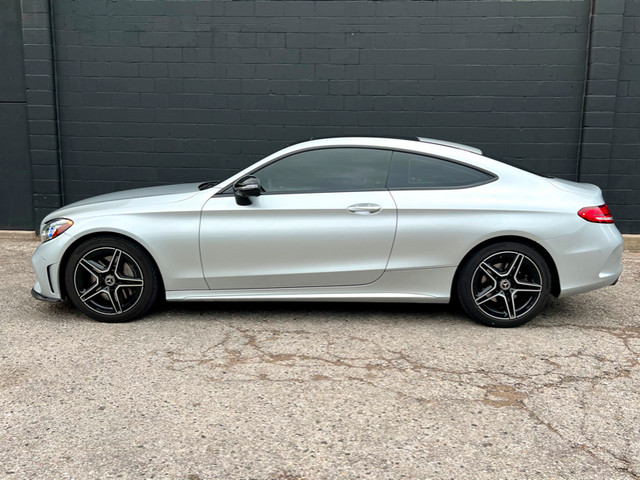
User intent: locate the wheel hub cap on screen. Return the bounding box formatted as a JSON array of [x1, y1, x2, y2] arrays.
[[73, 247, 145, 316], [471, 251, 543, 321]]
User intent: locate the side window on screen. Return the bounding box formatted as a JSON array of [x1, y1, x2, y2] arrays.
[[254, 148, 392, 194], [387, 151, 494, 189]]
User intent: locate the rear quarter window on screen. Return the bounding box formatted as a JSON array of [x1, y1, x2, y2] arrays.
[[387, 151, 495, 189]]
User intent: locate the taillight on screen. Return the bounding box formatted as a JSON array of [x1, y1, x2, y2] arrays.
[[577, 204, 614, 223]]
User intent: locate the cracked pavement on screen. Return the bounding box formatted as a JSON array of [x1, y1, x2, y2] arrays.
[[1, 238, 639, 479]]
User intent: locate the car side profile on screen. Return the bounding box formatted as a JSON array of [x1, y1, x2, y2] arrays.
[[32, 137, 623, 327]]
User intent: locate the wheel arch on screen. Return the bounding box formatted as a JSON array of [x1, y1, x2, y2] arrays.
[[451, 235, 560, 301], [58, 232, 166, 301]]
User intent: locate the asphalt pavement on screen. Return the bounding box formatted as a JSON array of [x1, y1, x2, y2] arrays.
[[1, 237, 639, 480]]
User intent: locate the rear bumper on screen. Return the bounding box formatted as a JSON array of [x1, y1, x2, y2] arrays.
[[548, 223, 624, 298]]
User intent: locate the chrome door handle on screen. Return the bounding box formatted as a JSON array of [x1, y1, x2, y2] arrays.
[[347, 203, 382, 215]]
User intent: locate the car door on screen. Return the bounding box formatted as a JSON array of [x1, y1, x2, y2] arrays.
[[199, 147, 397, 290], [385, 150, 497, 271]]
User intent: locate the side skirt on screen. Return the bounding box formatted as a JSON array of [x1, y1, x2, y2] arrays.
[[166, 291, 444, 303], [165, 266, 456, 304]]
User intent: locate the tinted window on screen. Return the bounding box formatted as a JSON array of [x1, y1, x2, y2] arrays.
[[255, 148, 392, 194], [387, 151, 494, 189]]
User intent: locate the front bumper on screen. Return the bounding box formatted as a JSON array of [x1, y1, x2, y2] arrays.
[[31, 232, 75, 302], [31, 284, 60, 302]]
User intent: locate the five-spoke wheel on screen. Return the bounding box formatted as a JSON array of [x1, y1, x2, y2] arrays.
[[457, 242, 551, 327], [64, 237, 159, 322]]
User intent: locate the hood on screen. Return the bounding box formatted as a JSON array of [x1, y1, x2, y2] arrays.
[[546, 177, 602, 198], [43, 183, 204, 225], [66, 183, 202, 208]]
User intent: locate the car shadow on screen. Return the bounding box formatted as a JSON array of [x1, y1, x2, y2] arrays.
[[34, 293, 581, 330], [153, 299, 468, 327]]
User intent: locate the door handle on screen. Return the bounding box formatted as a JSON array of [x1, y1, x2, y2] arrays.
[[347, 203, 382, 215]]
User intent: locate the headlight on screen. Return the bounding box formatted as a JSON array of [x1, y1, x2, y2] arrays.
[[40, 218, 74, 242]]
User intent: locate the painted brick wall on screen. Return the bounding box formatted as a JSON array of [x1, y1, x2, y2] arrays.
[[579, 0, 640, 233], [20, 0, 640, 232], [1, 0, 34, 229], [611, 0, 640, 233], [21, 0, 61, 225]]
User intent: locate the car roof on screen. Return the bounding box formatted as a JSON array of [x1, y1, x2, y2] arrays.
[[309, 136, 483, 156], [212, 136, 539, 193]]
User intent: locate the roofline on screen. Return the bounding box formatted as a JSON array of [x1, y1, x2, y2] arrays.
[[416, 137, 483, 156], [308, 135, 482, 156]]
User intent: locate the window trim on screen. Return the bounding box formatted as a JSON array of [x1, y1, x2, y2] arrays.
[[217, 146, 498, 197]]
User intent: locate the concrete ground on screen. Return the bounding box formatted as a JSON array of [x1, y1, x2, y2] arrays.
[[1, 237, 639, 480]]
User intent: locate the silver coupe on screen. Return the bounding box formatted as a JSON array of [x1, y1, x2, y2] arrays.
[[32, 137, 623, 327]]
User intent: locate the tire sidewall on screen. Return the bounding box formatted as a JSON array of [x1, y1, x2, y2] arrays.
[[64, 236, 159, 323], [457, 242, 551, 327]]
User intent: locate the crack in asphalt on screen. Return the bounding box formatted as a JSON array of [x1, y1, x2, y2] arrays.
[[155, 320, 640, 478]]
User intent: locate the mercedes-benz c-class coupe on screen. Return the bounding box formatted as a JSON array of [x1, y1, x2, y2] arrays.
[[32, 137, 623, 327]]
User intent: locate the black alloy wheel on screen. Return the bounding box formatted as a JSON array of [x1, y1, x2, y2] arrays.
[[64, 236, 160, 322], [457, 242, 551, 327]]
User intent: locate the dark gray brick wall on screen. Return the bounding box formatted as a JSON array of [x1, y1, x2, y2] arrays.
[[609, 0, 640, 233], [0, 0, 34, 229], [21, 0, 62, 224], [579, 0, 640, 233], [18, 0, 640, 232]]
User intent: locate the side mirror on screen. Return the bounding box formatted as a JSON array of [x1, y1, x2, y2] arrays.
[[234, 176, 262, 205]]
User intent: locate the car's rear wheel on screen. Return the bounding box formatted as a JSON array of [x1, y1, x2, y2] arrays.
[[64, 236, 159, 322], [456, 242, 551, 327]]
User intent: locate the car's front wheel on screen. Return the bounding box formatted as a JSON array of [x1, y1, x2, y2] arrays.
[[456, 242, 551, 327], [64, 236, 160, 322]]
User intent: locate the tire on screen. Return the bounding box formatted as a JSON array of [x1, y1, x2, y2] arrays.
[[64, 236, 160, 323], [456, 242, 551, 327]]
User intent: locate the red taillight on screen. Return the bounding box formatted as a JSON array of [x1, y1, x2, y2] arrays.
[[577, 204, 614, 223]]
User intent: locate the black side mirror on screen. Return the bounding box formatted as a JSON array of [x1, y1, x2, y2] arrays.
[[234, 176, 262, 205]]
